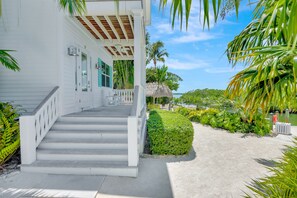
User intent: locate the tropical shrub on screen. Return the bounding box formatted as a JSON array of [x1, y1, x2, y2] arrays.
[[246, 139, 297, 197], [147, 109, 194, 155], [0, 102, 20, 165], [176, 107, 271, 136], [147, 103, 160, 111]]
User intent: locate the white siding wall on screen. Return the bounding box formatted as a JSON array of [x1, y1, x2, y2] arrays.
[[0, 0, 61, 113], [61, 17, 113, 115], [0, 0, 114, 115]]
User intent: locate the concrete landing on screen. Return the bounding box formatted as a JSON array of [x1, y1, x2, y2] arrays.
[[0, 173, 104, 198]]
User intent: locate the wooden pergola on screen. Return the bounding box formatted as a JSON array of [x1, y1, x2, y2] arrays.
[[76, 15, 135, 60]]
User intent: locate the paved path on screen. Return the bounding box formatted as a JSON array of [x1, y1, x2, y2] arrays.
[[0, 123, 295, 198]]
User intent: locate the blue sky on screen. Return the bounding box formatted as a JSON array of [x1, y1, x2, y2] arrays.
[[147, 1, 254, 93]]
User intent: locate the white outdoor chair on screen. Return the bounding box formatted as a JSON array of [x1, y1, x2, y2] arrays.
[[106, 94, 122, 106]]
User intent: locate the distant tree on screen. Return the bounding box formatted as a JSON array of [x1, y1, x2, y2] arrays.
[[146, 65, 182, 91], [147, 41, 169, 68]]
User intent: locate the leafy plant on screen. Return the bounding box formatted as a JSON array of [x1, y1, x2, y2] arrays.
[[147, 109, 194, 155], [176, 107, 271, 136], [245, 139, 297, 197], [0, 102, 20, 166]]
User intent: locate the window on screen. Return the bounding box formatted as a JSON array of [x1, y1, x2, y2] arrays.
[[101, 61, 111, 88]]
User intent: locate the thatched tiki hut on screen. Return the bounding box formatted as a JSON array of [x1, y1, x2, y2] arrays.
[[146, 82, 173, 104]]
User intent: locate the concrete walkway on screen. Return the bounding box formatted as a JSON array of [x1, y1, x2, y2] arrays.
[[0, 123, 295, 198]]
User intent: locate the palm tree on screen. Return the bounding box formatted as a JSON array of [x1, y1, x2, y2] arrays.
[[147, 65, 183, 91], [147, 41, 169, 68], [226, 0, 297, 114]]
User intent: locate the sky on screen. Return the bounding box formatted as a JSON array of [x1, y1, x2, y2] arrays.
[[146, 1, 254, 93]]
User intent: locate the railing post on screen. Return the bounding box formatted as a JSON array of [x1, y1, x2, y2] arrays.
[[128, 116, 139, 166], [20, 116, 36, 164]]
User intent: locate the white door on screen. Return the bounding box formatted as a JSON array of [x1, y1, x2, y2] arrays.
[[75, 49, 93, 111]]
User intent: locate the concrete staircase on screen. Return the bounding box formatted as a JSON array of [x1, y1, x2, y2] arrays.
[[21, 116, 138, 177]]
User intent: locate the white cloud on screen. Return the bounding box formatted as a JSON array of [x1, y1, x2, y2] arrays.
[[149, 1, 221, 43], [204, 67, 242, 74], [166, 58, 209, 70], [171, 32, 216, 43]]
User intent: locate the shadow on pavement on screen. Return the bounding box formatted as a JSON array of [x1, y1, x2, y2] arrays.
[[97, 148, 196, 198], [255, 158, 277, 168]]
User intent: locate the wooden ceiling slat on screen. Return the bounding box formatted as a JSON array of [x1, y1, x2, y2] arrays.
[[80, 16, 105, 40], [116, 15, 129, 41], [76, 15, 135, 58], [76, 16, 99, 39], [92, 16, 112, 41], [104, 16, 121, 41], [128, 15, 134, 36], [109, 16, 125, 39]]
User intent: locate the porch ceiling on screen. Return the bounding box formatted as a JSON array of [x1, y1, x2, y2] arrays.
[[76, 15, 134, 60]]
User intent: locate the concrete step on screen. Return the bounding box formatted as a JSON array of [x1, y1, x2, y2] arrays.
[[36, 149, 128, 161], [51, 122, 127, 131], [46, 130, 127, 139], [39, 138, 128, 150], [21, 160, 137, 177], [58, 116, 127, 124]]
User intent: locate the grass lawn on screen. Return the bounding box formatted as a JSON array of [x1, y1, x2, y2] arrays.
[[272, 114, 297, 126]]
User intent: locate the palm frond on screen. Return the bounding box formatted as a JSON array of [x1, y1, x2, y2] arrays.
[[0, 50, 20, 71], [58, 0, 86, 16]]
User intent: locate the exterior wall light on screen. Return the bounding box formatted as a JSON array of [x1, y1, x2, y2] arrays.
[[95, 63, 101, 70], [68, 46, 79, 56]]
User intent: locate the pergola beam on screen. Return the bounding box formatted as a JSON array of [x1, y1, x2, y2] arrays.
[[98, 39, 134, 46], [116, 15, 129, 41], [113, 55, 134, 60], [130, 46, 134, 55], [107, 46, 118, 58], [80, 16, 105, 40], [128, 15, 134, 35], [104, 16, 121, 42], [92, 16, 112, 42]]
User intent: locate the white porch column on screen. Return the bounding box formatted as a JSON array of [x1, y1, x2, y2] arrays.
[[132, 10, 144, 87]]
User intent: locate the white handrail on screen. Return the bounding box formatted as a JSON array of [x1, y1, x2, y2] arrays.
[[114, 89, 134, 104], [20, 86, 60, 164], [127, 85, 146, 167]]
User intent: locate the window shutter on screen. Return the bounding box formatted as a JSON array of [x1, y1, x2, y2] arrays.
[[98, 58, 102, 87], [109, 65, 113, 88]]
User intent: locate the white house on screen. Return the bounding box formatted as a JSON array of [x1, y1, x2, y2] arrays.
[[0, 0, 150, 177]]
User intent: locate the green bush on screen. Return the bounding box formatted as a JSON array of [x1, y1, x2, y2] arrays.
[[176, 106, 193, 117], [246, 139, 297, 197], [147, 109, 194, 155], [147, 103, 160, 111], [0, 102, 20, 165], [176, 107, 271, 136]]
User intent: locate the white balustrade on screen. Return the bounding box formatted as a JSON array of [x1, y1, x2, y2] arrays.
[[20, 87, 59, 164], [114, 89, 134, 104], [127, 85, 146, 167]]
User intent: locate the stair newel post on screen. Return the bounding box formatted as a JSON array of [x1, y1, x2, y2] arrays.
[[128, 116, 139, 166], [20, 116, 36, 164]]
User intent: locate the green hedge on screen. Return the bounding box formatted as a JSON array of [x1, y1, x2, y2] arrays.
[[147, 109, 194, 155], [176, 107, 271, 136]]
